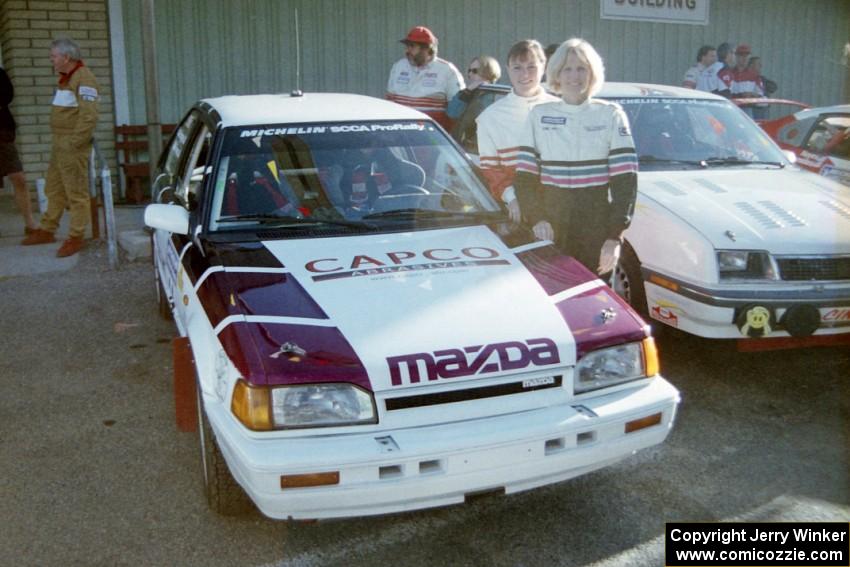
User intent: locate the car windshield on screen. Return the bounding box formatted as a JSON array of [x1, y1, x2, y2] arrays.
[[208, 120, 499, 232], [607, 97, 788, 171]]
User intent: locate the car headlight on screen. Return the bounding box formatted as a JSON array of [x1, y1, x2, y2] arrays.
[[717, 250, 777, 280], [231, 380, 377, 430], [574, 339, 658, 394]]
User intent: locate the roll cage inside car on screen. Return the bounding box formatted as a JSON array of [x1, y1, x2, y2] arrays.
[[154, 108, 504, 239]]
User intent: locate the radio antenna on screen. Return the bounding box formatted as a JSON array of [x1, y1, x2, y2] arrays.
[[294, 8, 302, 94]]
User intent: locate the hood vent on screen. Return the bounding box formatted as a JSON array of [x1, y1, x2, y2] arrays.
[[734, 202, 782, 229], [654, 181, 686, 196], [695, 179, 728, 194], [757, 200, 807, 227], [820, 200, 850, 221]]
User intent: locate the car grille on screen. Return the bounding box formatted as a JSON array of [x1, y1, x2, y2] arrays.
[[385, 375, 563, 411], [776, 257, 850, 281]]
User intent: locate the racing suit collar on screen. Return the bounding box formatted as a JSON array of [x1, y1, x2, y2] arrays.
[[58, 61, 84, 86], [558, 97, 592, 113]]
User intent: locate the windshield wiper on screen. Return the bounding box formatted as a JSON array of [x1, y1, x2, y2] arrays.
[[638, 155, 705, 167], [363, 208, 504, 222], [701, 156, 785, 168], [216, 213, 376, 229]]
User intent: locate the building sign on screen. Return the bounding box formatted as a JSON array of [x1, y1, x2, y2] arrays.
[[600, 0, 710, 25]]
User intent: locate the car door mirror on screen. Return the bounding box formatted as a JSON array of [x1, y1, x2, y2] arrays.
[[145, 203, 190, 235]]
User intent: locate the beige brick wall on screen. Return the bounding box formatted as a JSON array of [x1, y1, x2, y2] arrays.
[[0, 0, 116, 191]]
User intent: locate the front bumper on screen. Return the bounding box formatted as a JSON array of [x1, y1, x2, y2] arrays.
[[208, 377, 679, 520], [642, 271, 850, 339]]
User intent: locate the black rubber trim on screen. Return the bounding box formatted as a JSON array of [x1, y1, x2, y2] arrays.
[[385, 375, 562, 411]]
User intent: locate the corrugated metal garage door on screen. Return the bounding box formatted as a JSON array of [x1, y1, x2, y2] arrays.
[[119, 0, 848, 123]]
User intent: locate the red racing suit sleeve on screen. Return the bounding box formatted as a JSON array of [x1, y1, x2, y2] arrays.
[[476, 111, 515, 201]]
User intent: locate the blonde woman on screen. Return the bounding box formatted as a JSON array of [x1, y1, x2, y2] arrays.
[[514, 38, 637, 276]]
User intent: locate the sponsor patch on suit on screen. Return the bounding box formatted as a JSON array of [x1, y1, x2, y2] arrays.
[[78, 85, 98, 102], [52, 89, 78, 107], [541, 116, 566, 125]]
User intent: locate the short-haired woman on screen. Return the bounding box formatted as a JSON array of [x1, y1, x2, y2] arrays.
[[515, 38, 638, 276], [447, 55, 502, 150], [475, 40, 559, 222]]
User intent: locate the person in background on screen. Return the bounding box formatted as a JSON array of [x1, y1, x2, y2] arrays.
[[447, 55, 501, 149], [732, 43, 751, 77], [697, 42, 734, 97], [386, 26, 464, 131], [21, 37, 99, 257], [476, 40, 558, 222], [683, 45, 715, 89], [0, 66, 38, 236], [541, 43, 560, 88], [514, 38, 637, 277], [744, 56, 769, 120]]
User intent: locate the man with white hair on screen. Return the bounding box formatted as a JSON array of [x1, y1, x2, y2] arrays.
[[22, 37, 100, 257]]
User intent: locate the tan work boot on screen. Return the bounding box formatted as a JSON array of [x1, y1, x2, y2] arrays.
[[56, 236, 85, 258], [21, 229, 55, 246]]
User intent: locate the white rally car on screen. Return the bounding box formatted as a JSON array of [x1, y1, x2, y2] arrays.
[[144, 92, 679, 520], [599, 85, 850, 341]]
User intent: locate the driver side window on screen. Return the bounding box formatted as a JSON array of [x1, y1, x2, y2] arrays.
[[806, 117, 850, 159], [175, 124, 211, 210]]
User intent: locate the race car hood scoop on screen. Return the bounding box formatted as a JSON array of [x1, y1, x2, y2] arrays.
[[212, 225, 644, 392], [640, 170, 850, 254]]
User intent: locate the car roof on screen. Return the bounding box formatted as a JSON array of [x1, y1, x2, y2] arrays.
[[201, 92, 429, 127], [599, 82, 725, 100], [792, 104, 850, 121], [480, 81, 726, 101]]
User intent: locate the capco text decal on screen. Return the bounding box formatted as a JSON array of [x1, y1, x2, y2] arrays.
[[305, 247, 508, 281]]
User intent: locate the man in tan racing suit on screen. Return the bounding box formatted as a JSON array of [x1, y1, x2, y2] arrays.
[[22, 37, 99, 257]]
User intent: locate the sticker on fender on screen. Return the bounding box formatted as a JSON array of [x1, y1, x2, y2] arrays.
[[822, 308, 850, 322]]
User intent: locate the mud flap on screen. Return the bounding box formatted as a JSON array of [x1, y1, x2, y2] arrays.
[[173, 337, 198, 432]]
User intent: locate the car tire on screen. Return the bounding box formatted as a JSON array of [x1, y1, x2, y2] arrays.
[[197, 386, 253, 516], [613, 243, 650, 320], [614, 243, 677, 339]]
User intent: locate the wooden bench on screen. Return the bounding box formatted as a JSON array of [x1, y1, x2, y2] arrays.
[[115, 123, 176, 203]]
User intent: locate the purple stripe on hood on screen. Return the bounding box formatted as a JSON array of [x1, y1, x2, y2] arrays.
[[516, 246, 596, 296], [219, 322, 371, 390], [198, 271, 327, 329], [555, 287, 648, 359]]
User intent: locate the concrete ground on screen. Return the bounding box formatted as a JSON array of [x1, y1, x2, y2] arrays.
[[0, 190, 846, 567], [0, 189, 148, 278]]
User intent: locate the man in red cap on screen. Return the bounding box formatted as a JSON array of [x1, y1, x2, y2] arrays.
[[386, 26, 464, 130], [731, 43, 760, 102], [733, 43, 751, 75]]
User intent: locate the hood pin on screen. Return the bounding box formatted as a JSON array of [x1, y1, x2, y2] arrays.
[[270, 342, 308, 361]]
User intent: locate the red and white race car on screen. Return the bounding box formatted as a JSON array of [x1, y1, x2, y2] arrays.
[[144, 92, 679, 520], [759, 104, 850, 187]]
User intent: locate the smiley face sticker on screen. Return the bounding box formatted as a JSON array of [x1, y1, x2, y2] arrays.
[[736, 305, 774, 338]]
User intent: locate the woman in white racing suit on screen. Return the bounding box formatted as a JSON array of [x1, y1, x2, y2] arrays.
[[514, 38, 637, 277]]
